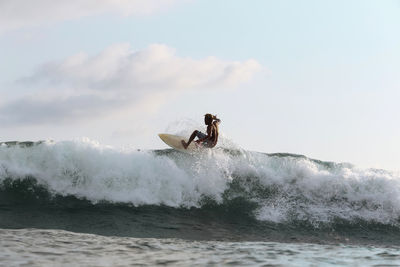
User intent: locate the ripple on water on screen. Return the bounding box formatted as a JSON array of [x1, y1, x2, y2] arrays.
[[1, 229, 400, 266]]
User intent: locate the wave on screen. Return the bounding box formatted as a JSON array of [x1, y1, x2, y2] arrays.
[[1, 139, 400, 227]]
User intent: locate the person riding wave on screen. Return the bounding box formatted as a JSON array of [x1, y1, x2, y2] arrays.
[[181, 114, 221, 149]]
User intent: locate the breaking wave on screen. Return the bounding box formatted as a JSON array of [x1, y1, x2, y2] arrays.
[[1, 139, 400, 227]]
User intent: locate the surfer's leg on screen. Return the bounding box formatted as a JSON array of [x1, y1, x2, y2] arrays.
[[182, 130, 199, 149]]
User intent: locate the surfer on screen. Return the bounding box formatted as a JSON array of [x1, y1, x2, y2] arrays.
[[181, 114, 220, 149]]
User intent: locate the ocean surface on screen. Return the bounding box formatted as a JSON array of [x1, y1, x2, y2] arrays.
[[1, 139, 400, 266]]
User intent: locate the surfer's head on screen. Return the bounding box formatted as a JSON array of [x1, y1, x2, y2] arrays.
[[204, 113, 213, 125]]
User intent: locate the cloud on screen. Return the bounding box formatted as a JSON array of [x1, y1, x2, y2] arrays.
[[0, 0, 188, 33], [1, 43, 261, 125], [26, 43, 261, 91]]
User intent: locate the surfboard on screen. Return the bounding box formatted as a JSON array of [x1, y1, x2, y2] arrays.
[[158, 133, 199, 153]]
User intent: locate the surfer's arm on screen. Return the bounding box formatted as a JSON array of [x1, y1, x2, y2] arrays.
[[212, 115, 220, 125]]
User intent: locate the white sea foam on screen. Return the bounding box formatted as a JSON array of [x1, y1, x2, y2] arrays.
[[0, 139, 229, 207], [0, 139, 399, 225]]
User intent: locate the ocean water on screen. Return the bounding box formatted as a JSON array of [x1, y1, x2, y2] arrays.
[[2, 229, 400, 267], [1, 139, 400, 266]]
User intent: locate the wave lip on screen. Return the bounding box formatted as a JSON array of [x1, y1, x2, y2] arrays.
[[0, 140, 47, 147], [1, 139, 400, 227]]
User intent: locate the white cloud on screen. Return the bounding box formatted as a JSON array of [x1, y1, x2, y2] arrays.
[[26, 43, 261, 91], [0, 0, 188, 33], [1, 43, 261, 125]]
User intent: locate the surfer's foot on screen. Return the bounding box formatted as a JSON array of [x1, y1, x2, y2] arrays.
[[181, 140, 188, 149]]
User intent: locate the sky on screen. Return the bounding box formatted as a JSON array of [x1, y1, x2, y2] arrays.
[[0, 0, 399, 171]]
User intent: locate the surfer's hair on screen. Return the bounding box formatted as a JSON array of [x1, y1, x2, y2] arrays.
[[204, 113, 213, 124]]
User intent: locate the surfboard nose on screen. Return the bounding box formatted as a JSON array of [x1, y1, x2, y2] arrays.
[[158, 133, 196, 153]]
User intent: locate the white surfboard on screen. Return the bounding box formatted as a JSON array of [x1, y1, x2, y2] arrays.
[[158, 133, 200, 153]]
